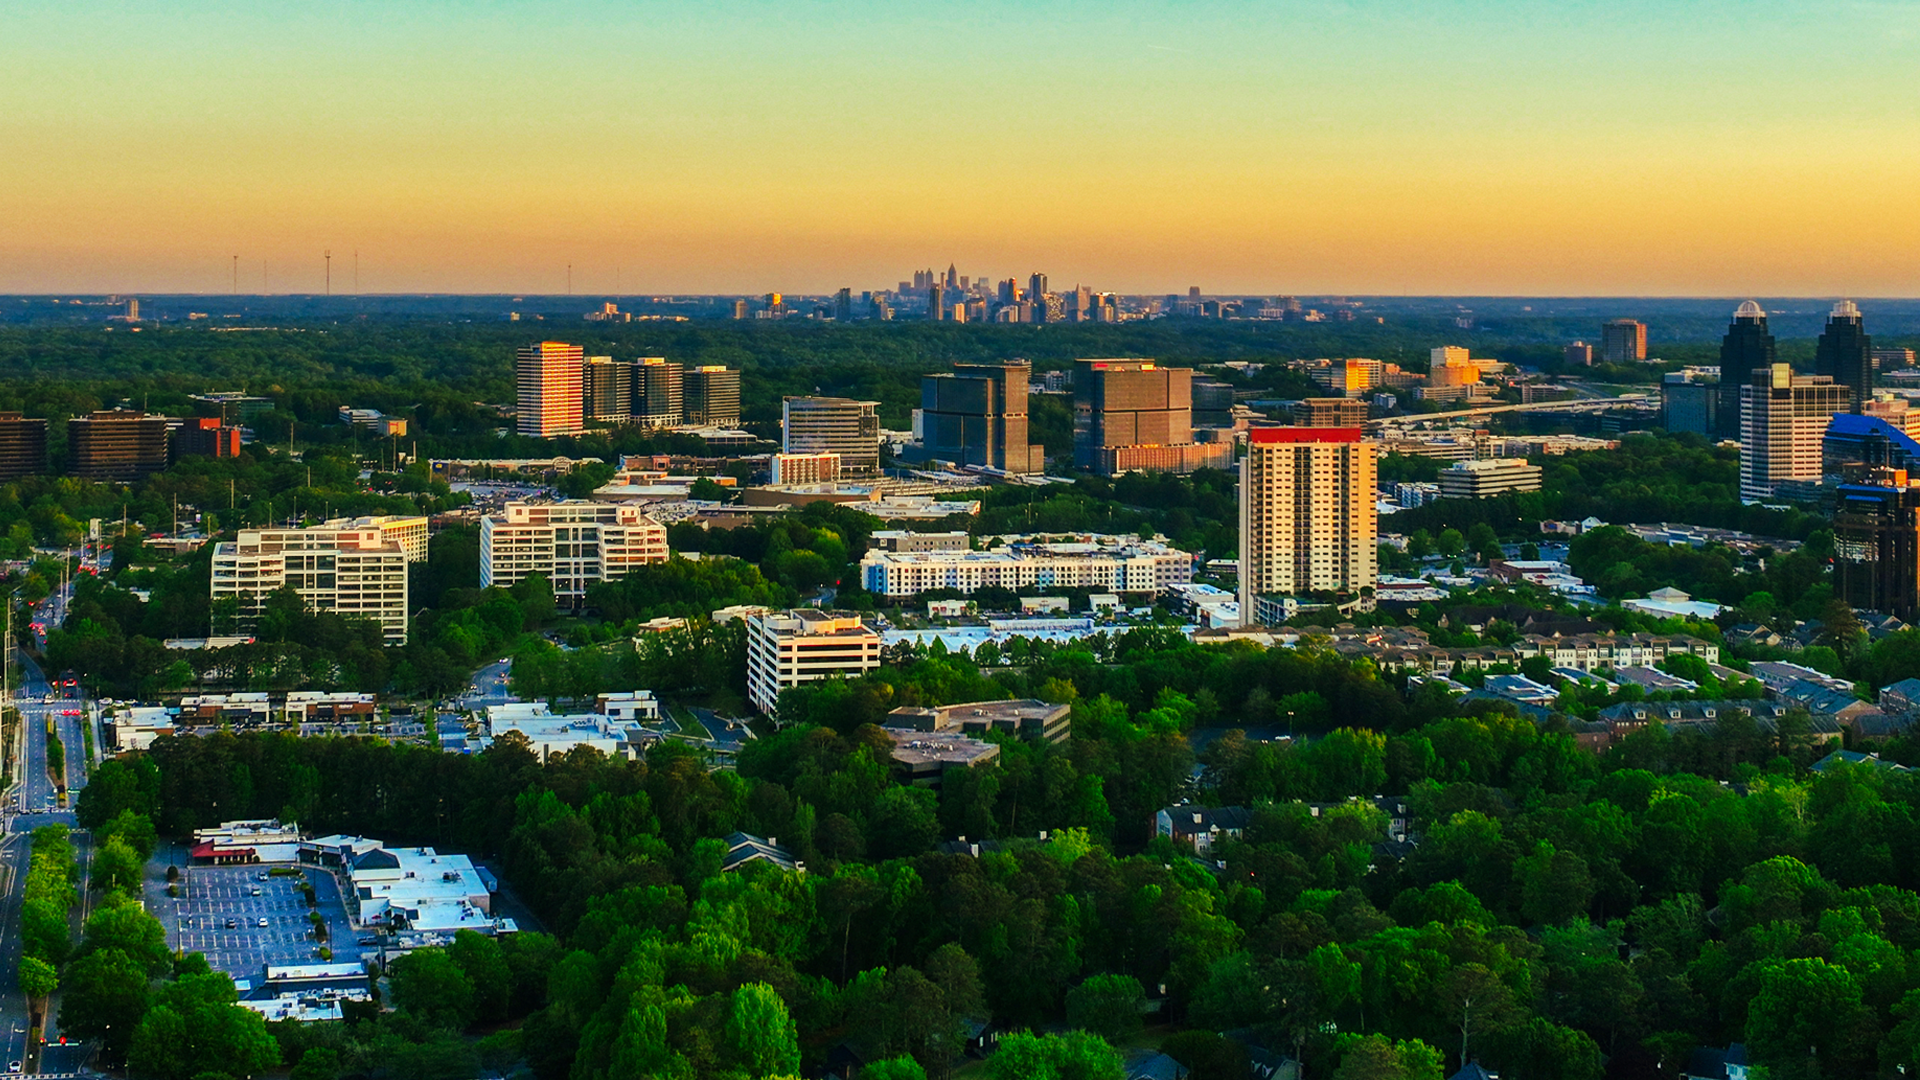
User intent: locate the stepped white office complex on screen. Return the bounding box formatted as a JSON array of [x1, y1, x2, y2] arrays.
[[480, 501, 669, 603], [859, 535, 1193, 599], [210, 516, 428, 644]]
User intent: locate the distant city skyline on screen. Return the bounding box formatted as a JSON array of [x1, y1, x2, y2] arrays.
[[6, 1, 1919, 295]]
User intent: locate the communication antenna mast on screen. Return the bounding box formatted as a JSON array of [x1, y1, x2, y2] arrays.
[[325, 250, 332, 296], [567, 264, 573, 295], [354, 250, 360, 294], [232, 255, 238, 294]]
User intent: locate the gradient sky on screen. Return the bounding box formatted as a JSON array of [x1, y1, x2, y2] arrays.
[[4, 0, 1919, 295]]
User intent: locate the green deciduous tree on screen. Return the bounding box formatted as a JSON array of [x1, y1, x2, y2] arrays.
[[726, 982, 799, 1078]]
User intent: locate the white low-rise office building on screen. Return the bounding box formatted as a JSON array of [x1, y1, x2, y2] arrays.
[[480, 500, 669, 603], [745, 610, 884, 714]]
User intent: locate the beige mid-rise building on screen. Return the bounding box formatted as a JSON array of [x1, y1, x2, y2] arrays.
[[480, 501, 668, 604], [1238, 427, 1377, 625], [211, 521, 418, 644], [1740, 364, 1850, 500], [745, 610, 884, 714]]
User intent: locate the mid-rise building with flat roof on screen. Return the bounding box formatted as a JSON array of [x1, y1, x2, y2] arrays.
[[860, 537, 1192, 598], [516, 342, 585, 437], [1437, 458, 1544, 499], [211, 520, 416, 644], [583, 357, 633, 423], [480, 500, 668, 604], [0, 412, 48, 480], [770, 452, 840, 485], [633, 358, 685, 426], [745, 609, 883, 714], [68, 409, 170, 481], [1740, 364, 1849, 500], [684, 366, 741, 427], [884, 698, 1071, 743], [920, 360, 1043, 474], [1291, 398, 1370, 427], [1072, 358, 1230, 475], [1238, 428, 1377, 623], [173, 417, 244, 461], [1602, 319, 1648, 364], [870, 530, 970, 553], [783, 397, 880, 477]]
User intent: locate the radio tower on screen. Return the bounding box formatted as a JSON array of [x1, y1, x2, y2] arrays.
[[325, 250, 332, 296]]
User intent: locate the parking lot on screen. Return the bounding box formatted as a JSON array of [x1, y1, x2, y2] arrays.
[[161, 864, 364, 979]]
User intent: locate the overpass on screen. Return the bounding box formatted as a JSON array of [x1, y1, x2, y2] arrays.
[[1368, 394, 1654, 431]]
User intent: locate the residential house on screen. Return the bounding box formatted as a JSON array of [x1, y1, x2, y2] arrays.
[[1682, 1043, 1749, 1080], [1155, 805, 1252, 856]]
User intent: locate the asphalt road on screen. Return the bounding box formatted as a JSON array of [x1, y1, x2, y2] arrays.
[[0, 646, 96, 1070]]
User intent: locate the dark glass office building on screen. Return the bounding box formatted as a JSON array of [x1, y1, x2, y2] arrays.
[[1815, 299, 1873, 413], [1716, 300, 1775, 438]]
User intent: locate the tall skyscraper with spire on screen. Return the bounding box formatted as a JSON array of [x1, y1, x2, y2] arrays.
[[1717, 300, 1775, 438], [1816, 300, 1873, 413]]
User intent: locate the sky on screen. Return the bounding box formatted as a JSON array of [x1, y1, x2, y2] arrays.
[[3, 0, 1919, 296]]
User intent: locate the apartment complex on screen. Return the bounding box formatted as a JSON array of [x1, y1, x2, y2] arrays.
[[210, 517, 426, 644], [783, 397, 880, 477], [745, 609, 884, 714], [1739, 364, 1850, 500], [480, 501, 669, 603], [919, 360, 1043, 474], [69, 409, 170, 481], [860, 536, 1193, 598], [1437, 458, 1544, 499], [1238, 427, 1378, 625], [0, 413, 48, 481], [517, 342, 586, 437], [769, 452, 840, 485]]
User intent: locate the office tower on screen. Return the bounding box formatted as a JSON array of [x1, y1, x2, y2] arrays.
[[125, 298, 140, 322], [1312, 358, 1385, 397], [920, 360, 1044, 474], [1564, 341, 1594, 366], [1073, 358, 1233, 476], [1238, 428, 1377, 625], [583, 357, 633, 423], [211, 519, 422, 644], [481, 501, 668, 606], [172, 418, 243, 461], [745, 610, 883, 714], [834, 288, 853, 322], [0, 413, 48, 480], [1602, 319, 1648, 364], [516, 342, 586, 437], [683, 366, 741, 427], [732, 299, 750, 320], [1072, 284, 1092, 322], [1873, 348, 1917, 370], [1291, 398, 1370, 427], [1717, 300, 1776, 438], [1192, 379, 1236, 430], [998, 279, 1017, 306], [1834, 471, 1920, 621], [68, 410, 170, 481], [1739, 364, 1849, 500], [764, 293, 784, 316], [928, 282, 946, 322], [1815, 299, 1873, 413], [1028, 272, 1047, 305], [1662, 369, 1720, 436], [632, 358, 685, 427], [945, 264, 958, 290], [1188, 286, 1201, 299], [783, 396, 881, 477]]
